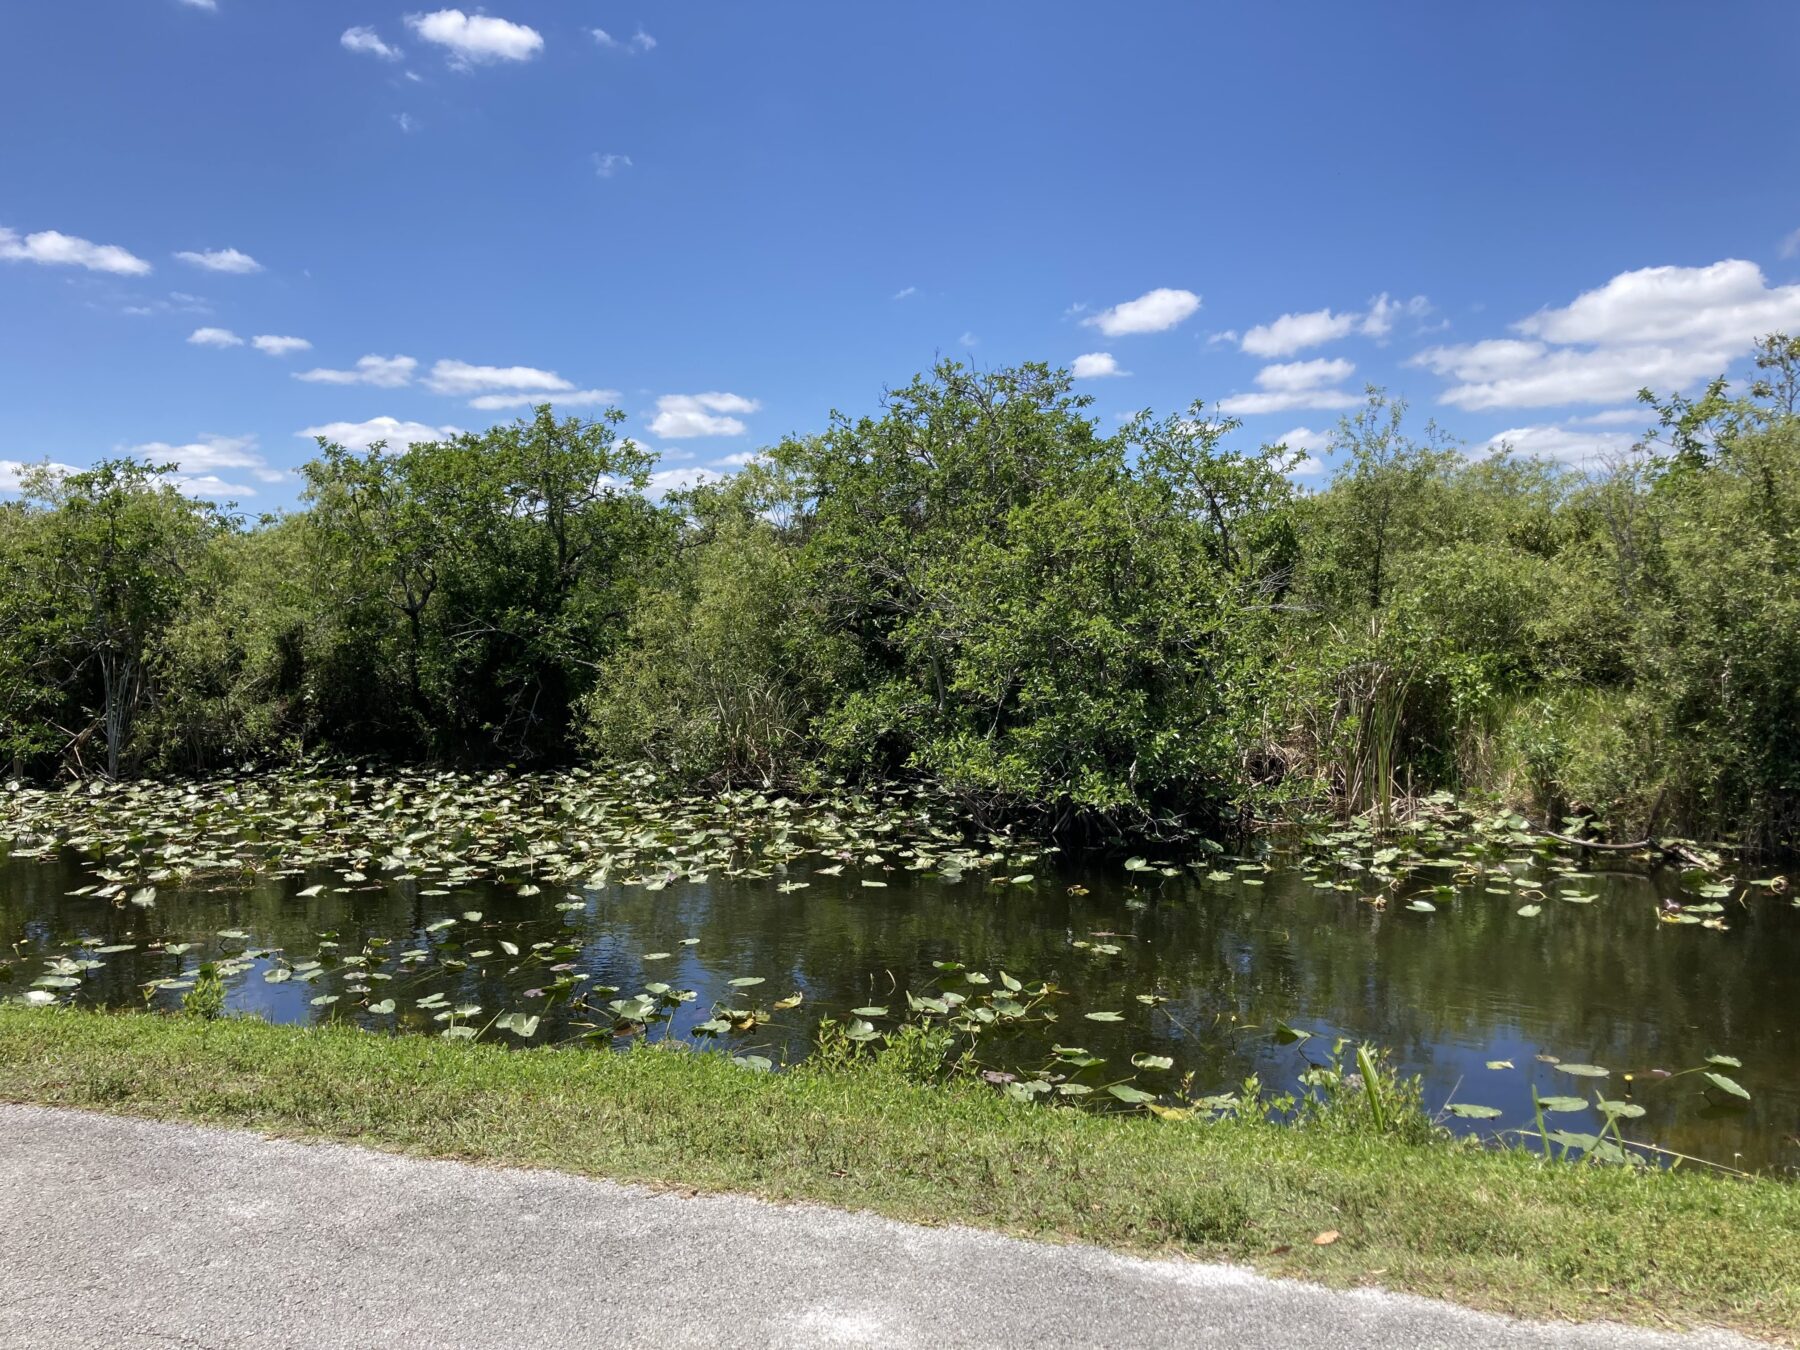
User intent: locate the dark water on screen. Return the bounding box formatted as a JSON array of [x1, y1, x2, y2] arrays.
[[5, 834, 1797, 1173]]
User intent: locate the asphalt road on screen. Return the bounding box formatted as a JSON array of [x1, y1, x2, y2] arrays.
[[0, 1104, 1765, 1349]]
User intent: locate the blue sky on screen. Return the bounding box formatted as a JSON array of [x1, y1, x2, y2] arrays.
[[4, 2, 1799, 503]]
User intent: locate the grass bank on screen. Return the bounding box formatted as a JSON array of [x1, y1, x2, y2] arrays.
[[2, 1007, 1796, 1340]]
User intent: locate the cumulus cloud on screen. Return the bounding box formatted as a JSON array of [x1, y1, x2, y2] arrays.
[[423, 359, 571, 397], [1241, 309, 1358, 358], [0, 227, 151, 276], [1083, 287, 1200, 337], [342, 26, 402, 59], [1483, 422, 1637, 468], [0, 459, 79, 493], [1276, 426, 1332, 455], [127, 434, 285, 496], [649, 392, 759, 439], [1239, 293, 1429, 357], [1071, 352, 1126, 379], [406, 9, 543, 65], [1360, 292, 1432, 340], [174, 247, 262, 274], [295, 354, 418, 388], [298, 416, 462, 452], [467, 388, 619, 411], [593, 153, 633, 178], [1782, 228, 1800, 261], [251, 335, 311, 356], [1415, 260, 1800, 410], [1217, 358, 1359, 416], [188, 326, 244, 348]]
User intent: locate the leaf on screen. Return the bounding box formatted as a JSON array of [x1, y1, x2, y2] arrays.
[[1446, 1103, 1504, 1119], [1131, 1053, 1174, 1071], [1107, 1084, 1157, 1104], [1556, 1064, 1609, 1078], [368, 999, 396, 1014], [296, 884, 324, 898], [1598, 1100, 1645, 1119], [732, 1054, 774, 1073], [1703, 1072, 1751, 1102], [1516, 904, 1542, 917], [1312, 1230, 1340, 1246], [1485, 1060, 1514, 1070], [850, 1006, 888, 1018], [1084, 1010, 1124, 1022], [1406, 899, 1436, 912], [772, 993, 803, 1011], [1705, 1054, 1743, 1069], [1535, 1095, 1589, 1113], [728, 976, 765, 988]]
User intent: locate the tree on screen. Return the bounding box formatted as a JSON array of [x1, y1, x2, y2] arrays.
[[17, 460, 227, 777]]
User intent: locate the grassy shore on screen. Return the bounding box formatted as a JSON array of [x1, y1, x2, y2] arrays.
[[1, 1006, 1795, 1339]]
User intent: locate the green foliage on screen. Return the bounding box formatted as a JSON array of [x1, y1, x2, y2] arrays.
[[5, 347, 1800, 851]]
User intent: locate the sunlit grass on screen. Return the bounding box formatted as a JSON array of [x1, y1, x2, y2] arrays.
[[2, 1006, 1796, 1338]]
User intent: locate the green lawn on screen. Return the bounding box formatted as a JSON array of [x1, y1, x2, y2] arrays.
[[2, 1006, 1795, 1340]]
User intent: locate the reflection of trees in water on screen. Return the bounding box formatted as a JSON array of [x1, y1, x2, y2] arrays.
[[4, 848, 1795, 1169]]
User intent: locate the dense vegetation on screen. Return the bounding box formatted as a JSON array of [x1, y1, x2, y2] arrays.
[[4, 338, 1798, 851]]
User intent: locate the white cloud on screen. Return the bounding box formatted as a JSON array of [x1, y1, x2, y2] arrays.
[[1217, 359, 1359, 416], [1483, 423, 1637, 467], [1072, 352, 1127, 379], [644, 466, 723, 498], [958, 332, 979, 348], [1253, 357, 1354, 392], [1241, 309, 1358, 358], [122, 291, 211, 318], [1416, 342, 1728, 412], [406, 9, 543, 65], [127, 434, 285, 496], [467, 388, 619, 411], [295, 354, 418, 388], [1568, 408, 1646, 427], [423, 359, 571, 396], [174, 247, 262, 274], [1359, 292, 1432, 340], [396, 113, 419, 134], [893, 285, 917, 300], [1084, 287, 1200, 337], [298, 416, 462, 452], [591, 26, 655, 52], [177, 0, 218, 10], [342, 26, 402, 60], [0, 227, 151, 276], [251, 335, 311, 357], [1782, 228, 1800, 261], [593, 153, 633, 178], [1239, 293, 1429, 356], [0, 459, 79, 493], [1417, 260, 1800, 410], [1276, 426, 1331, 455], [187, 326, 244, 348], [649, 392, 760, 439]]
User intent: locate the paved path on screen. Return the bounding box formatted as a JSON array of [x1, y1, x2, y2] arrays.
[[0, 1105, 1765, 1349]]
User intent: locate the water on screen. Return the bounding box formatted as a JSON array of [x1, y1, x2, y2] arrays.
[[3, 772, 1796, 1172]]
